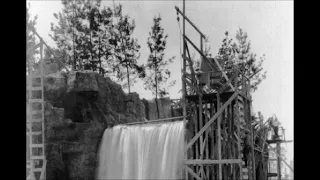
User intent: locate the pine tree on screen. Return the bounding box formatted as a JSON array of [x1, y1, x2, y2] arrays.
[[50, 0, 114, 75], [112, 3, 145, 93], [144, 14, 175, 118], [216, 28, 267, 92], [26, 3, 39, 74]]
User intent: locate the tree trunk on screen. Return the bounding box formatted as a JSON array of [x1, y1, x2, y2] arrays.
[[155, 52, 160, 119], [126, 62, 130, 94]]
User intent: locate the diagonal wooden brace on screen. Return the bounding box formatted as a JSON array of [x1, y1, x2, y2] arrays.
[[183, 35, 235, 91], [186, 165, 202, 180], [185, 91, 239, 151]]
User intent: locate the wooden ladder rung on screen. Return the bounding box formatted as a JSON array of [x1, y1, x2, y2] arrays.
[[30, 144, 44, 148], [29, 99, 43, 103], [27, 132, 42, 135], [32, 168, 43, 172], [30, 156, 45, 160], [27, 75, 43, 80], [27, 87, 43, 91], [31, 110, 43, 115], [27, 119, 43, 123]]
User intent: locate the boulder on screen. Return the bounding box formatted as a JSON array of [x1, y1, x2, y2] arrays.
[[67, 71, 99, 93]]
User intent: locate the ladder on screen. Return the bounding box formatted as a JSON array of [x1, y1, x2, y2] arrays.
[[27, 42, 46, 180]]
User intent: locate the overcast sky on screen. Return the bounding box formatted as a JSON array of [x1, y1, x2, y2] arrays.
[[28, 0, 293, 170]]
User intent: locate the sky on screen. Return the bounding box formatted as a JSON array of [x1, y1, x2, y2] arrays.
[[27, 0, 293, 171]]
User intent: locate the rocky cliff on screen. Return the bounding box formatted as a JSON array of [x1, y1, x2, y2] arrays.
[[42, 71, 146, 180]]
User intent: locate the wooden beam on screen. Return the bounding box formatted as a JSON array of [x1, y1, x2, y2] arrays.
[[122, 116, 184, 125], [204, 102, 210, 179], [199, 95, 204, 178], [31, 29, 70, 73], [186, 165, 202, 180], [186, 159, 242, 165], [218, 73, 237, 94], [27, 42, 42, 55], [217, 94, 222, 180], [183, 77, 202, 95], [184, 35, 235, 91], [186, 91, 239, 151], [248, 68, 262, 79], [175, 6, 206, 38], [182, 54, 197, 84]]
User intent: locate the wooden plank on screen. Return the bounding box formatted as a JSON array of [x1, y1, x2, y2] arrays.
[[174, 6, 206, 38], [30, 144, 44, 148], [32, 168, 43, 172], [218, 72, 237, 94], [199, 96, 204, 179], [183, 77, 202, 95], [186, 159, 242, 165], [186, 91, 239, 151], [205, 102, 209, 179], [186, 165, 202, 180], [27, 132, 42, 136], [27, 87, 43, 91], [194, 104, 200, 175], [182, 54, 197, 84], [247, 98, 256, 180], [28, 99, 43, 103], [30, 156, 45, 160]]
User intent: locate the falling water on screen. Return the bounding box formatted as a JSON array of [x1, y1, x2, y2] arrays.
[[96, 121, 185, 180]]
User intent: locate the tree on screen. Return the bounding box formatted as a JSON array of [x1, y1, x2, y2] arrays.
[[111, 3, 145, 93], [26, 3, 39, 74], [216, 28, 267, 92], [144, 14, 175, 118], [50, 0, 114, 74]]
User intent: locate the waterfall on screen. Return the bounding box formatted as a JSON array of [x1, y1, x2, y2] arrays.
[[96, 121, 185, 180]]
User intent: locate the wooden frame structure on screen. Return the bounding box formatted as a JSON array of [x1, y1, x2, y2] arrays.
[[27, 28, 67, 180], [27, 40, 46, 180], [176, 1, 256, 179]]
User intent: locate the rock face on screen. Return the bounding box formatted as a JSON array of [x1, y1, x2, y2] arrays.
[[143, 97, 173, 120], [43, 71, 147, 180]]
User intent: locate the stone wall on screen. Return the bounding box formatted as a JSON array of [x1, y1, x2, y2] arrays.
[[42, 71, 146, 180], [142, 97, 174, 120], [37, 70, 183, 180]]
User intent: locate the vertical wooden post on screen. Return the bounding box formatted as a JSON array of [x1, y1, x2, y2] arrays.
[[277, 142, 281, 180], [182, 1, 188, 179], [195, 103, 199, 176], [199, 95, 204, 178], [235, 71, 243, 180], [248, 80, 256, 180], [217, 94, 222, 180], [205, 101, 209, 179]]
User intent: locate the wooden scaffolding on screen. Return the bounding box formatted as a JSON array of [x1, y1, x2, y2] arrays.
[[27, 29, 67, 180], [176, 1, 256, 179]]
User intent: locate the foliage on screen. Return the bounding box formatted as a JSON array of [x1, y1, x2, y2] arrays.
[[111, 3, 145, 92], [50, 0, 114, 74], [144, 14, 175, 99], [51, 0, 144, 92], [26, 3, 39, 74], [215, 28, 267, 92]]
